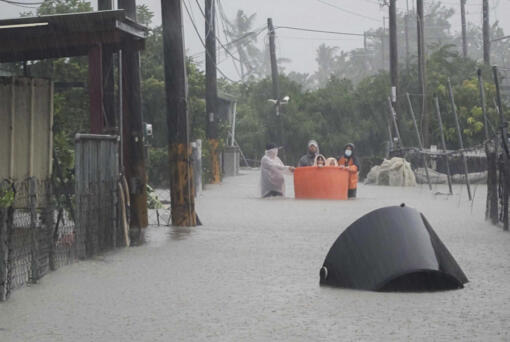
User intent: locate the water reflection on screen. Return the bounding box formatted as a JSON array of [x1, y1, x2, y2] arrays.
[[142, 225, 195, 247]]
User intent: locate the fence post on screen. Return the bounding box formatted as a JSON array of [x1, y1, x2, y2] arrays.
[[29, 178, 40, 284], [0, 208, 7, 301], [434, 96, 454, 195], [46, 182, 56, 271], [447, 78, 472, 201], [406, 92, 432, 190], [486, 139, 499, 224]]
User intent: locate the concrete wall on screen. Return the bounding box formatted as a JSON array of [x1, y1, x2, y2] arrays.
[[0, 77, 53, 181], [222, 146, 240, 177]]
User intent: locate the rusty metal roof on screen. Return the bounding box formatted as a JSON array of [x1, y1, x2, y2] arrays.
[[0, 10, 147, 62]]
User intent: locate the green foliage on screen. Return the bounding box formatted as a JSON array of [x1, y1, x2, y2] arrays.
[[146, 185, 163, 209], [147, 147, 169, 188], [37, 0, 92, 15], [0, 186, 14, 208]]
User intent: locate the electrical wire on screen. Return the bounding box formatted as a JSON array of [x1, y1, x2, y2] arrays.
[[276, 25, 366, 37], [182, 0, 237, 82], [315, 0, 382, 22], [0, 0, 41, 9]]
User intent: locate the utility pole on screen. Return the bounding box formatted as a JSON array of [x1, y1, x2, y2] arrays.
[[405, 0, 410, 70], [460, 0, 468, 58], [389, 0, 399, 115], [268, 18, 283, 148], [205, 0, 221, 184], [161, 0, 197, 226], [98, 0, 115, 129], [417, 0, 428, 146], [483, 0, 490, 65], [118, 0, 148, 235], [382, 17, 386, 71]]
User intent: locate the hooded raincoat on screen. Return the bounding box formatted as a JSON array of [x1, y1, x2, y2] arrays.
[[260, 148, 292, 197], [297, 140, 319, 167], [338, 143, 359, 191]]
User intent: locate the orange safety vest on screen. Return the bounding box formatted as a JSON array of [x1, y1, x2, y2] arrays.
[[338, 156, 358, 190]]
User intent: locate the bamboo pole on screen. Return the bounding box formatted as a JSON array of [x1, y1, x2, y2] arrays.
[[447, 78, 472, 200], [434, 96, 453, 195], [406, 93, 432, 190]]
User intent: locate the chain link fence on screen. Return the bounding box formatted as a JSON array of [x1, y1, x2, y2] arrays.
[[0, 176, 124, 302]]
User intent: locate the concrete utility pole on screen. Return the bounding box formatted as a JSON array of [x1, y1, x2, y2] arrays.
[[205, 0, 221, 184], [483, 0, 490, 65], [460, 0, 468, 58], [417, 0, 428, 146], [268, 18, 283, 148], [98, 0, 115, 129], [389, 0, 399, 115], [118, 0, 148, 234], [161, 0, 197, 226]]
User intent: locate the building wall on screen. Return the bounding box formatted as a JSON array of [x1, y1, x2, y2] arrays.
[[0, 77, 53, 182]]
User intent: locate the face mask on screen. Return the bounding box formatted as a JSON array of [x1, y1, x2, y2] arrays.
[[345, 150, 352, 157]]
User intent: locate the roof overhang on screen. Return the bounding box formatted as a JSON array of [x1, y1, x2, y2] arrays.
[[0, 10, 147, 62]]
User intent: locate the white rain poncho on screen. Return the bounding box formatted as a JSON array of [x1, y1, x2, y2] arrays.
[[260, 148, 292, 197]]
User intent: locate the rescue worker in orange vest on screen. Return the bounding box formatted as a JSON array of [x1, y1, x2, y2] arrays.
[[338, 143, 359, 198]]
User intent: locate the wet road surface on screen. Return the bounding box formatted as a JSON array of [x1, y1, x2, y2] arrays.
[[1, 170, 510, 341]]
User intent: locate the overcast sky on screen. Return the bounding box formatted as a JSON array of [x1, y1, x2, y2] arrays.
[[1, 0, 509, 79]]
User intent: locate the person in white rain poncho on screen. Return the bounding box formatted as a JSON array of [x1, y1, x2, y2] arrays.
[[260, 143, 295, 198]]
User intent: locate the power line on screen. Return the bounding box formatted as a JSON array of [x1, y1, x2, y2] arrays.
[[0, 0, 42, 4], [215, 0, 242, 78], [315, 0, 382, 22], [0, 0, 41, 9], [182, 0, 237, 82], [190, 28, 266, 59], [276, 25, 366, 37]]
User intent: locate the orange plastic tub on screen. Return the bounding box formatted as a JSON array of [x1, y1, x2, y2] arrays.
[[294, 166, 349, 200]]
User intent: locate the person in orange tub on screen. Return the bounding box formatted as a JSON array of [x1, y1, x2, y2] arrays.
[[325, 157, 338, 167], [314, 154, 326, 167], [338, 143, 359, 198]]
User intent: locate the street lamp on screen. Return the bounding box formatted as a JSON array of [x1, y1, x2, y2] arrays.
[[267, 95, 290, 116]]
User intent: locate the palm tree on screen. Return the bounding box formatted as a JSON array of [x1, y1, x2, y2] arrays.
[[221, 10, 263, 80], [314, 44, 339, 88]]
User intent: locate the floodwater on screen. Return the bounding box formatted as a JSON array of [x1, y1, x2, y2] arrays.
[[1, 170, 510, 341]]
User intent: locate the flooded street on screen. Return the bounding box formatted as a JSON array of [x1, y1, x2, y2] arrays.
[[1, 170, 510, 341]]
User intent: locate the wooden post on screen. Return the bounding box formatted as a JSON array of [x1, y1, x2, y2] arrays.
[[460, 0, 468, 58], [478, 69, 490, 140], [205, 0, 221, 184], [406, 92, 432, 190], [98, 0, 115, 129], [478, 69, 497, 222], [486, 139, 499, 224], [161, 0, 197, 227], [483, 0, 490, 65], [29, 178, 39, 283], [268, 18, 284, 150], [88, 44, 104, 134], [447, 78, 472, 201], [118, 0, 148, 234], [434, 96, 453, 195], [387, 97, 403, 148], [493, 66, 509, 230], [417, 0, 428, 146], [405, 0, 410, 70], [0, 208, 7, 301], [382, 17, 386, 71], [389, 0, 399, 115]]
